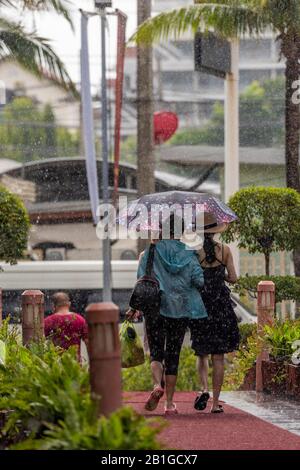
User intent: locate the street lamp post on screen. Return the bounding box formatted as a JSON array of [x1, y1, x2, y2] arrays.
[[95, 0, 112, 301], [225, 39, 240, 276]]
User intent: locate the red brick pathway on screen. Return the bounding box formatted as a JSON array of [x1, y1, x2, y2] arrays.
[[124, 392, 300, 450]]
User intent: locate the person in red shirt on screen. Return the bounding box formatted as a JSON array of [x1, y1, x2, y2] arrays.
[[44, 292, 88, 359]]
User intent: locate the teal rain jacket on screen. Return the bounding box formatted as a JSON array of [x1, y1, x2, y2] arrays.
[[137, 240, 207, 320]]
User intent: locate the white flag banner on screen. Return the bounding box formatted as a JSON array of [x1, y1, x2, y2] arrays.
[[81, 11, 99, 225]]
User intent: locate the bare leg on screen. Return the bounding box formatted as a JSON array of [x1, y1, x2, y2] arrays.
[[197, 355, 209, 392], [211, 354, 225, 411], [151, 361, 164, 389], [165, 375, 177, 409]]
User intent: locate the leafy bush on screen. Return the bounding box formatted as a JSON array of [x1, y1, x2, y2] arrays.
[[224, 331, 260, 390], [0, 323, 162, 450], [234, 275, 300, 304], [263, 321, 300, 362], [222, 187, 300, 275], [0, 185, 30, 264], [122, 347, 204, 392], [13, 407, 163, 451], [122, 356, 153, 392], [238, 323, 257, 347]]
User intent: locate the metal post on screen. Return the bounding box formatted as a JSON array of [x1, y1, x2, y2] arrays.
[[99, 5, 112, 302], [225, 39, 240, 276], [256, 281, 275, 392], [21, 290, 44, 346], [86, 302, 122, 416]]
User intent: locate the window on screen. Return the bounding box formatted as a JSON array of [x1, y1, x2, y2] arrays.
[[240, 38, 272, 62]]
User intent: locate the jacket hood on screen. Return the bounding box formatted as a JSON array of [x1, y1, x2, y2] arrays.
[[155, 240, 196, 274]]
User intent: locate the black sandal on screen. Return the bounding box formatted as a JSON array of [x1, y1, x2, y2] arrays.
[[211, 405, 224, 414], [194, 392, 210, 411]]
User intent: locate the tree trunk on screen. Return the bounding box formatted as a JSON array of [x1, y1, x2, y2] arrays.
[[137, 0, 155, 253], [265, 252, 270, 276], [284, 41, 300, 192], [283, 35, 300, 317]]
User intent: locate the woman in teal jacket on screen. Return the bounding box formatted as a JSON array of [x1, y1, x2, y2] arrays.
[[136, 236, 207, 414]]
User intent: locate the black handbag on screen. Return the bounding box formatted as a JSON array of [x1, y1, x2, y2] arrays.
[[129, 243, 161, 313]]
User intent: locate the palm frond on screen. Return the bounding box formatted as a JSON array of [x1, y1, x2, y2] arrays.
[[131, 3, 273, 45], [0, 1, 74, 30], [21, 1, 74, 30], [0, 17, 78, 97]]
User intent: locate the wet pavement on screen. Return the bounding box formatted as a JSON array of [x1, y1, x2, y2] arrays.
[[221, 391, 300, 437], [126, 391, 300, 450]]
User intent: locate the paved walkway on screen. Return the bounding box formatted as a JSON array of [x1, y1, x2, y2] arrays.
[[124, 391, 300, 450]]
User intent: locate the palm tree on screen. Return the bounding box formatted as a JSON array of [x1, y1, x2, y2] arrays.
[[137, 0, 155, 252], [0, 0, 76, 94], [133, 0, 300, 275]]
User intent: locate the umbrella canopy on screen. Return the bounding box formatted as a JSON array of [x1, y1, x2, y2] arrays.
[[117, 191, 237, 233]]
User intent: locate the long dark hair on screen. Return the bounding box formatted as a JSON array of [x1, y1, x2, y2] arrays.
[[203, 233, 216, 264]]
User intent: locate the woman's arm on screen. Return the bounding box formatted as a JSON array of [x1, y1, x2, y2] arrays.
[[127, 251, 146, 320], [137, 250, 146, 278], [224, 247, 238, 284]]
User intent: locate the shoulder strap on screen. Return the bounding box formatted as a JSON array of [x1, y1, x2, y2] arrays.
[[215, 244, 226, 266], [145, 243, 155, 277]]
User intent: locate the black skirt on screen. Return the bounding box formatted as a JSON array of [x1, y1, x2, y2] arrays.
[[190, 265, 240, 355]]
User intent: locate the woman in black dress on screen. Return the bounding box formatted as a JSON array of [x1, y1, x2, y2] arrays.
[[190, 229, 240, 413]]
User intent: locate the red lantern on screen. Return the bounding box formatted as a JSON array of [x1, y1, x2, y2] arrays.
[[153, 111, 179, 145]]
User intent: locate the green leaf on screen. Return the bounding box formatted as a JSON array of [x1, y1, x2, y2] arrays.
[[0, 340, 6, 368]]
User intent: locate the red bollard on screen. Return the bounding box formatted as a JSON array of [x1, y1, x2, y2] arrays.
[[256, 281, 275, 392], [86, 302, 122, 417], [21, 290, 45, 346]]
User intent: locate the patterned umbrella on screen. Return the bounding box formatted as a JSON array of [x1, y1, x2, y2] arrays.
[[117, 191, 237, 232]]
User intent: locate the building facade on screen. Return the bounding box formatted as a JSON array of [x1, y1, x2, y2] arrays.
[[123, 0, 284, 130]]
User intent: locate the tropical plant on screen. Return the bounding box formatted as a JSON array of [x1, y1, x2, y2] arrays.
[[222, 187, 300, 275], [224, 329, 260, 390], [0, 326, 163, 450], [13, 406, 163, 450], [0, 185, 30, 264], [0, 0, 75, 93], [264, 320, 300, 361], [234, 275, 300, 305], [132, 0, 300, 274], [238, 322, 257, 347]]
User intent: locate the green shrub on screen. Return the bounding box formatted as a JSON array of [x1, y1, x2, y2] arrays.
[[234, 275, 300, 304], [122, 356, 153, 392], [0, 185, 30, 264], [238, 323, 257, 347], [222, 187, 300, 276], [122, 347, 204, 392], [13, 407, 163, 451], [263, 320, 300, 361], [224, 331, 260, 390]]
